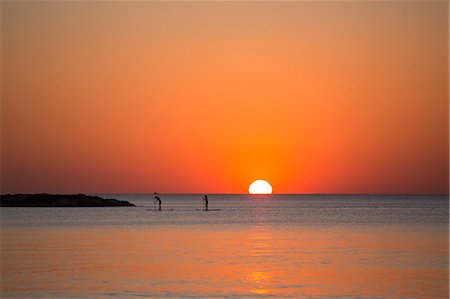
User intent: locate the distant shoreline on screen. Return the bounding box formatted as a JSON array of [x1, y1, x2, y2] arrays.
[[0, 193, 135, 207]]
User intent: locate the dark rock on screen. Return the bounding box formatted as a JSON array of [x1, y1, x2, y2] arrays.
[[0, 193, 135, 207]]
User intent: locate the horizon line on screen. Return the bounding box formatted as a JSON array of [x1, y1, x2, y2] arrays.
[[2, 192, 448, 196]]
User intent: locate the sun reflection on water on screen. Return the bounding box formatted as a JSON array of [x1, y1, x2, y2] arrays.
[[247, 226, 275, 295], [248, 270, 272, 294], [250, 288, 270, 295]]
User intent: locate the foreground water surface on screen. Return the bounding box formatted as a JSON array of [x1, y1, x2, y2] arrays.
[[1, 194, 448, 298]]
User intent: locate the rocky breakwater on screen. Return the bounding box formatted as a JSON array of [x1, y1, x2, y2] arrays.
[[0, 194, 135, 207]]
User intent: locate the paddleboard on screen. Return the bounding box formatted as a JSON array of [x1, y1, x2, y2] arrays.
[[196, 209, 221, 211]]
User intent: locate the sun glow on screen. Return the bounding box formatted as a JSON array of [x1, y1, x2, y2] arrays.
[[249, 180, 273, 195]]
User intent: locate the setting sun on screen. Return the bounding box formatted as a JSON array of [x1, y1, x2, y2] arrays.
[[249, 180, 273, 195]]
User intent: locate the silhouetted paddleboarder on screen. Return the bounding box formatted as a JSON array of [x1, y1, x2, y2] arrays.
[[203, 195, 208, 211], [154, 193, 161, 211]]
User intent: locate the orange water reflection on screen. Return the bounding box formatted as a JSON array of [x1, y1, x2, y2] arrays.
[[248, 271, 272, 294], [1, 225, 448, 298], [247, 227, 274, 295]]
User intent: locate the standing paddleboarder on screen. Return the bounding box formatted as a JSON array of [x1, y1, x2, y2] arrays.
[[154, 193, 161, 211], [203, 195, 208, 211]]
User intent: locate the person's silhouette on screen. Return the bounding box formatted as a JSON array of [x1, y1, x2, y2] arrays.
[[154, 194, 161, 211], [203, 195, 208, 211]]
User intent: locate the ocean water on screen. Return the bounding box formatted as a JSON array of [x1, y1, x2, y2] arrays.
[[1, 194, 448, 298]]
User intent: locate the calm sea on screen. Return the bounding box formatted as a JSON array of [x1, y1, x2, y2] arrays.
[[1, 194, 448, 298]]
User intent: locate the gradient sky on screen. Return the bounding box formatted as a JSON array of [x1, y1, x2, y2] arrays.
[[2, 1, 448, 194]]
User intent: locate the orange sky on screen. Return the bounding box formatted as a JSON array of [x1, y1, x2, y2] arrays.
[[2, 1, 448, 194]]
